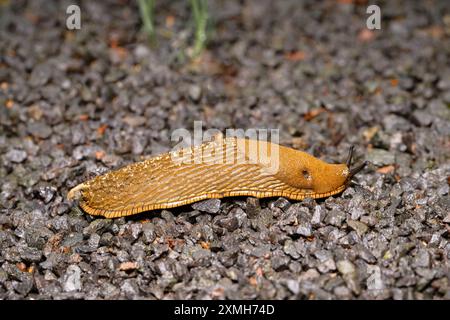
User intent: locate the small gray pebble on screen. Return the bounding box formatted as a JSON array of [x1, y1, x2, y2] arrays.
[[192, 199, 221, 214], [5, 149, 27, 163]]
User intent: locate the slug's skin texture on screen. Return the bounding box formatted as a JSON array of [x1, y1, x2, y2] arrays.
[[68, 137, 358, 218]]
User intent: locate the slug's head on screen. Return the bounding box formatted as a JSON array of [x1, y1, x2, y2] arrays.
[[281, 146, 368, 196], [309, 146, 368, 195]]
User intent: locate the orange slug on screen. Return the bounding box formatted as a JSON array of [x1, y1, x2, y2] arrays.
[[67, 136, 367, 218]]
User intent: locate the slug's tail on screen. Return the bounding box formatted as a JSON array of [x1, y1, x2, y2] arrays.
[[67, 183, 88, 201]]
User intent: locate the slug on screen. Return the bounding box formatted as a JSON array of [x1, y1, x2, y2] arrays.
[[67, 136, 367, 218]]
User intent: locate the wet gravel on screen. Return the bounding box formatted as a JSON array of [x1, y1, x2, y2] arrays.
[[1, 0, 450, 300]]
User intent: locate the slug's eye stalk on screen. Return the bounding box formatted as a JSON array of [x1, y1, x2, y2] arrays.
[[345, 145, 368, 180], [346, 145, 354, 167]]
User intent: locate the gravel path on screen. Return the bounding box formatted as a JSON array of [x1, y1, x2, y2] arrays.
[[0, 0, 449, 299]]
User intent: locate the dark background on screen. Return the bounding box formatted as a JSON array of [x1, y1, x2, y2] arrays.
[[0, 0, 449, 299]]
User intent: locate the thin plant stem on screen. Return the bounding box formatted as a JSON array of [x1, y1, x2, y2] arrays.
[[138, 0, 155, 43], [190, 0, 208, 57]]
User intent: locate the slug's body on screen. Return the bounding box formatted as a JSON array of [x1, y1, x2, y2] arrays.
[[68, 137, 366, 218]]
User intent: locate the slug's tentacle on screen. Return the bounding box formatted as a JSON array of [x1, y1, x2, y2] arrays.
[[349, 160, 369, 179]]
